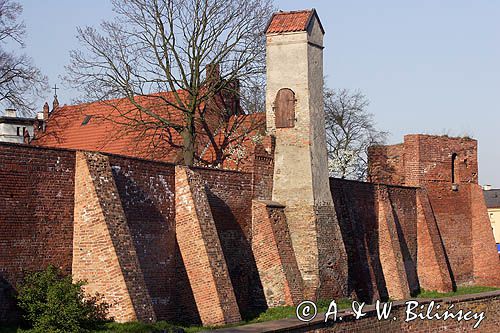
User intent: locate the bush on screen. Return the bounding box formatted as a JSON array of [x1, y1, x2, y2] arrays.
[[16, 266, 109, 333]]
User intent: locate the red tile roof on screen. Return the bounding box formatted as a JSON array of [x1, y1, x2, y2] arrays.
[[33, 92, 187, 163], [266, 9, 323, 34], [32, 92, 266, 168]]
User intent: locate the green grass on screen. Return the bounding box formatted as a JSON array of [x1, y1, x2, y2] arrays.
[[0, 322, 206, 333], [244, 298, 352, 324], [417, 285, 499, 299], [91, 321, 206, 333]]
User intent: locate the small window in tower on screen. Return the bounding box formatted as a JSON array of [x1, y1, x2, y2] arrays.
[[16, 127, 20, 136], [81, 115, 92, 126]]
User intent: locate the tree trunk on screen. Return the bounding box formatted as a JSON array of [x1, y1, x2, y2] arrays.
[[181, 118, 196, 166]]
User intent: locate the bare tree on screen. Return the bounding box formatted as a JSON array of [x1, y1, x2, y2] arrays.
[[0, 0, 48, 116], [325, 87, 388, 180], [66, 0, 273, 166]]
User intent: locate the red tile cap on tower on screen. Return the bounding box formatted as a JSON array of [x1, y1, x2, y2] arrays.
[[265, 9, 324, 34]]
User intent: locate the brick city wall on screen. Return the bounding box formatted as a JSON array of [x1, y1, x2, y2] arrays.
[[107, 155, 192, 322], [329, 178, 419, 302], [0, 143, 76, 322], [73, 152, 156, 322], [194, 167, 267, 318], [251, 200, 303, 307], [0, 143, 260, 324], [368, 143, 405, 185], [425, 182, 474, 285], [416, 189, 454, 293], [247, 137, 275, 201], [410, 136, 479, 286], [368, 135, 478, 187], [368, 135, 500, 289], [175, 166, 241, 326], [385, 186, 419, 296], [2, 133, 499, 326]]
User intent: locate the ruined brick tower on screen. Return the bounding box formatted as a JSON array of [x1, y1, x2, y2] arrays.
[[265, 10, 348, 299], [369, 135, 500, 289]]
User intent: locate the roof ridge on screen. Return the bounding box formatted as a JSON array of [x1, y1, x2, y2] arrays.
[[274, 9, 313, 15], [266, 8, 323, 34], [54, 89, 187, 112]]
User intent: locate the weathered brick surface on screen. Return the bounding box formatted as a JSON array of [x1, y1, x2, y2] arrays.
[[0, 143, 260, 325], [246, 137, 275, 201], [107, 155, 199, 323], [425, 183, 474, 285], [330, 179, 419, 301], [385, 186, 419, 295], [329, 179, 386, 303], [369, 135, 478, 187], [377, 187, 412, 300], [73, 152, 156, 322], [251, 200, 303, 307], [368, 134, 498, 288], [315, 204, 349, 300], [416, 189, 454, 292], [175, 166, 241, 326], [3, 130, 498, 328], [194, 167, 267, 317], [0, 143, 75, 322], [368, 144, 405, 185], [470, 184, 500, 286]]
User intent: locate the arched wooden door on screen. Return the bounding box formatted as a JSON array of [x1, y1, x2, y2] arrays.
[[274, 88, 296, 128]]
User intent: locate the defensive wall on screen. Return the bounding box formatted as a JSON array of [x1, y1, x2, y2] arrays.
[[1, 134, 500, 326], [0, 142, 275, 324], [369, 134, 500, 289]]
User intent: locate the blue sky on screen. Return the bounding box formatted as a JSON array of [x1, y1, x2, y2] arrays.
[[14, 0, 500, 185]]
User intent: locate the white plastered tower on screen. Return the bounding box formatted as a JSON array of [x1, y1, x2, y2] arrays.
[[265, 9, 348, 299]]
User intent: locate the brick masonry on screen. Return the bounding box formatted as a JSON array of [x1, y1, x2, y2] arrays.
[[251, 200, 303, 307], [369, 134, 500, 289], [329, 179, 420, 301], [416, 189, 454, 292], [0, 143, 75, 322], [377, 186, 413, 300], [1, 131, 499, 327], [0, 143, 259, 325], [194, 166, 267, 317], [73, 152, 156, 322], [175, 166, 241, 326], [470, 184, 500, 286], [107, 155, 202, 323]]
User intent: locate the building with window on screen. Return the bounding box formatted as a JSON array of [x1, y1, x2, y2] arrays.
[[483, 186, 500, 246], [0, 109, 38, 143]]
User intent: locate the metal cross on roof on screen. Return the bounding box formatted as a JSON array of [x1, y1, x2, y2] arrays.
[[52, 84, 59, 98]]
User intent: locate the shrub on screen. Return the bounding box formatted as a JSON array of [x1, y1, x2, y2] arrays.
[[16, 266, 109, 333]]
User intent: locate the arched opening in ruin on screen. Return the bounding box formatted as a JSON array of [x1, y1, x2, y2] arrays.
[[451, 153, 458, 183]]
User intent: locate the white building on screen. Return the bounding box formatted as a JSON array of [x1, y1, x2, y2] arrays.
[[483, 186, 500, 247], [0, 109, 37, 143]]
